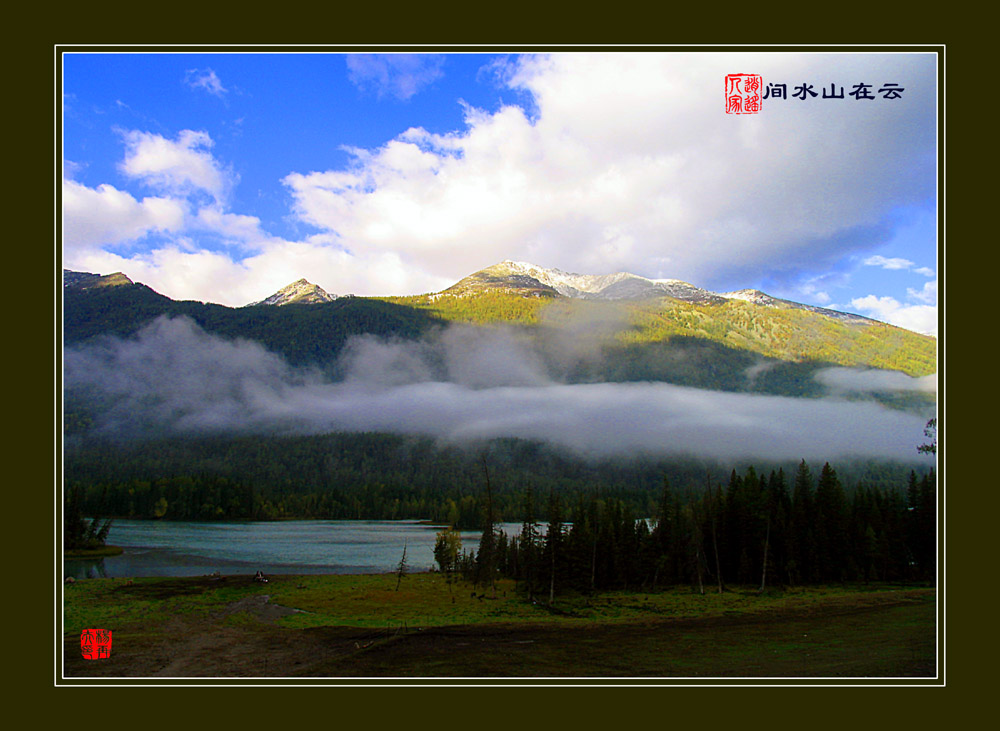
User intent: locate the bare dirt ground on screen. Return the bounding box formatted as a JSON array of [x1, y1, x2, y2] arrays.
[[61, 579, 937, 681]]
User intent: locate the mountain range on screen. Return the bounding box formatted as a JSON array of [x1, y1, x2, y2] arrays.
[[60, 259, 883, 327], [62, 260, 936, 399], [61, 260, 936, 528]]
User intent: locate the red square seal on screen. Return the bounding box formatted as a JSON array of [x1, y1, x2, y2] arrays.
[[81, 628, 112, 660], [726, 74, 763, 114]]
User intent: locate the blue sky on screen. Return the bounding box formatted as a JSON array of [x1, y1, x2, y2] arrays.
[[62, 50, 938, 335]]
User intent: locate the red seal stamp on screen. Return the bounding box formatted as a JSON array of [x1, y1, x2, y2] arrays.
[[80, 628, 112, 660], [726, 74, 763, 114]]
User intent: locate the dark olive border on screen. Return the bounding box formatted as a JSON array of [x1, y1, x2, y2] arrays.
[[48, 41, 946, 692]]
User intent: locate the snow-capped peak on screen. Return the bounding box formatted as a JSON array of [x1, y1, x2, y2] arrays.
[[460, 260, 724, 303]]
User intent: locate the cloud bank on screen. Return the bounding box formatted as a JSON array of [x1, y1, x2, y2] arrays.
[[813, 366, 936, 395], [66, 317, 934, 462], [286, 53, 936, 289]]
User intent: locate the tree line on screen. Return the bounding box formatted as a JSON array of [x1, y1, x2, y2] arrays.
[[450, 461, 936, 597], [64, 433, 928, 529]]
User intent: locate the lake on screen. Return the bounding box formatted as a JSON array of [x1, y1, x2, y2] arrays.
[[63, 519, 525, 579]]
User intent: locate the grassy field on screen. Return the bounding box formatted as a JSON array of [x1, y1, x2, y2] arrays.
[[61, 573, 937, 680]]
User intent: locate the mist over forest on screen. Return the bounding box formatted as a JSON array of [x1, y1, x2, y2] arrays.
[[65, 315, 935, 463]]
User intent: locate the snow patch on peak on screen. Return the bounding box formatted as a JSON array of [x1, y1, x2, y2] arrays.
[[721, 289, 772, 304], [492, 260, 645, 297]]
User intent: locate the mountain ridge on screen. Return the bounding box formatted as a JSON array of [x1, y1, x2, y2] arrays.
[[440, 260, 878, 326], [63, 259, 902, 335], [64, 259, 900, 333], [61, 263, 936, 406]]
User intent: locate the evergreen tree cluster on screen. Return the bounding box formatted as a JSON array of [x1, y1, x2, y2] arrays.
[[64, 485, 113, 550], [466, 462, 936, 596]]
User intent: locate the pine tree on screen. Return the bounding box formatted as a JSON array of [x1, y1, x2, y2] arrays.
[[684, 503, 707, 594], [906, 470, 919, 510], [918, 418, 937, 455], [706, 476, 726, 593], [914, 468, 936, 583], [64, 486, 89, 550], [519, 486, 540, 598], [650, 477, 673, 586], [395, 541, 409, 591], [543, 488, 564, 604], [434, 528, 462, 592], [815, 463, 848, 582], [474, 457, 498, 597], [789, 460, 816, 585]]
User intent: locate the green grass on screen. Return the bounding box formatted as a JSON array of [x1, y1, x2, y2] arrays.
[[62, 576, 272, 634], [63, 572, 934, 635]]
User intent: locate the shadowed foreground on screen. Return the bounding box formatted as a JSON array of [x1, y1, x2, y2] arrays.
[[61, 575, 936, 680]]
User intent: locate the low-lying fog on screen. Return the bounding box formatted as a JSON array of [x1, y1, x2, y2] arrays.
[[64, 316, 936, 462]]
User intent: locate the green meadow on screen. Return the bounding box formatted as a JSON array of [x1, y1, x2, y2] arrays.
[[61, 573, 936, 679]]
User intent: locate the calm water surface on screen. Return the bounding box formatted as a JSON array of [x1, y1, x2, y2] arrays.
[[64, 519, 522, 579]]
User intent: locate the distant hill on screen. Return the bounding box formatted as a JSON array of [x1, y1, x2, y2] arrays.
[[62, 269, 134, 290], [62, 271, 442, 367]]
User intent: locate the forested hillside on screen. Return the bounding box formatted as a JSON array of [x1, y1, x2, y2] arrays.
[[389, 292, 936, 378], [62, 271, 937, 540], [64, 273, 935, 396], [65, 431, 930, 527], [64, 280, 443, 367]]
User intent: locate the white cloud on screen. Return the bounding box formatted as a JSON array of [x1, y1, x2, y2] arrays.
[[185, 68, 227, 97], [850, 294, 937, 336], [849, 272, 937, 335], [907, 279, 937, 304], [346, 54, 445, 100], [63, 179, 186, 251], [68, 236, 451, 307], [119, 129, 232, 200], [194, 206, 266, 244], [287, 52, 937, 291], [815, 367, 936, 394], [863, 255, 936, 279], [864, 254, 915, 270]]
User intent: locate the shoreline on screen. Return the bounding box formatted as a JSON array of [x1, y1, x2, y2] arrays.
[[64, 545, 124, 559]]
